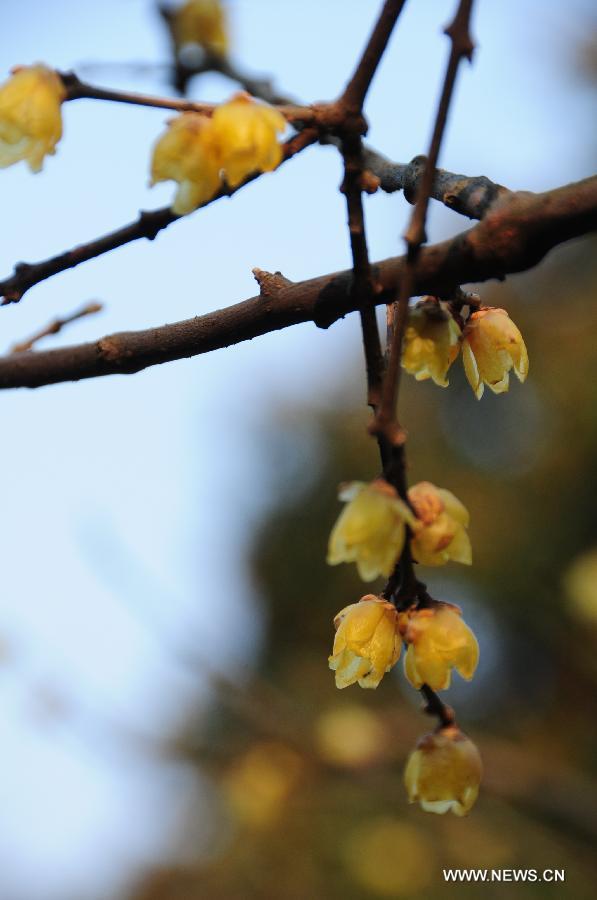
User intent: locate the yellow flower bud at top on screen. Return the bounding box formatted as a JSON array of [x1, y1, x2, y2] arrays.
[[402, 301, 462, 387], [327, 479, 416, 582], [462, 306, 529, 399], [404, 726, 482, 816], [0, 65, 65, 173], [402, 602, 479, 691], [150, 112, 221, 215], [172, 0, 229, 58], [408, 481, 472, 567], [211, 92, 286, 189], [329, 595, 401, 689]]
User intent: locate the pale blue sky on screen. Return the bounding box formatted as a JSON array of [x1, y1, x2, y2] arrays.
[[0, 1, 595, 897]]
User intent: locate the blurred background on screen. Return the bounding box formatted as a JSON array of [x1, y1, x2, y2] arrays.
[[1, 1, 596, 898]]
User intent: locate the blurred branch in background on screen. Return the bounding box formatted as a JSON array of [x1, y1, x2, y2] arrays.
[[9, 301, 103, 353]]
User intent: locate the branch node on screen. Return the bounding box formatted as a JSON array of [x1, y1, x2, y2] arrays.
[[252, 268, 292, 298], [360, 170, 381, 194]]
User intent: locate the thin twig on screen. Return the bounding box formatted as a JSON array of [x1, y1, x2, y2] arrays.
[[375, 0, 476, 444], [60, 71, 315, 124], [341, 135, 385, 414], [341, 0, 409, 112], [370, 0, 472, 731], [0, 176, 593, 389], [10, 302, 103, 353], [337, 0, 408, 417], [0, 128, 317, 306], [420, 684, 455, 728]]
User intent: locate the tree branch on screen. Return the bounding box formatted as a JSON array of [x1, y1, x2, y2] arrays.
[[60, 70, 315, 124], [0, 128, 318, 306], [362, 151, 509, 220], [341, 135, 386, 412], [376, 0, 476, 443], [0, 176, 593, 390], [337, 0, 407, 423], [340, 0, 409, 112]]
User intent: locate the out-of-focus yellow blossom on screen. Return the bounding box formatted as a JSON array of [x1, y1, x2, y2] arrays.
[[401, 602, 479, 691], [402, 301, 462, 387], [315, 704, 387, 768], [408, 481, 472, 567], [404, 726, 482, 816], [329, 595, 401, 689], [223, 742, 303, 828], [343, 818, 433, 896], [462, 306, 529, 399], [150, 112, 221, 215], [171, 0, 229, 58], [211, 92, 286, 188], [327, 479, 416, 582], [564, 547, 597, 624], [0, 65, 65, 173]]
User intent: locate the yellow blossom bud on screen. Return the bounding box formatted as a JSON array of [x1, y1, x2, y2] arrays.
[[327, 479, 416, 582], [211, 92, 286, 189], [172, 0, 229, 58], [405, 726, 482, 816], [462, 306, 529, 399], [0, 65, 65, 173], [402, 301, 462, 387], [329, 595, 401, 689], [408, 481, 472, 567], [402, 602, 479, 691], [150, 112, 221, 215]]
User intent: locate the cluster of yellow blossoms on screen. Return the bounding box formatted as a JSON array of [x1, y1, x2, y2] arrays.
[[0, 65, 286, 217], [328, 478, 471, 582], [327, 478, 482, 815], [402, 297, 529, 400], [329, 596, 478, 695], [151, 94, 286, 215]]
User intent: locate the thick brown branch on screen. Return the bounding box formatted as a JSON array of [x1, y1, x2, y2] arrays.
[[0, 177, 593, 390], [0, 128, 317, 306]]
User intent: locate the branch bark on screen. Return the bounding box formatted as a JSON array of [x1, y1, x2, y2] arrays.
[[0, 176, 593, 390], [60, 71, 315, 124], [0, 128, 318, 306]]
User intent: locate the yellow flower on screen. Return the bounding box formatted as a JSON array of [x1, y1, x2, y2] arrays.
[[329, 595, 401, 689], [0, 65, 65, 173], [462, 306, 529, 399], [402, 301, 462, 387], [402, 603, 479, 691], [404, 726, 482, 816], [408, 481, 472, 567], [172, 0, 229, 57], [327, 479, 416, 582], [211, 93, 286, 189], [150, 112, 221, 215]]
